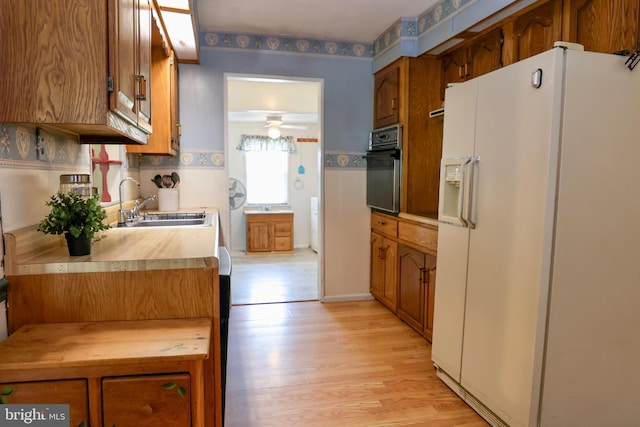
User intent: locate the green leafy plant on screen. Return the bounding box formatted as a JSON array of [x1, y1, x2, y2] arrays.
[[38, 192, 110, 239]]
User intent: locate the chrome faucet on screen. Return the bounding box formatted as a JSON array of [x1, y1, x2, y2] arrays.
[[133, 194, 157, 217], [118, 177, 140, 225]]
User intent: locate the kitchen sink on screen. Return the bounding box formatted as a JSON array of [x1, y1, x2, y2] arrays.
[[117, 212, 212, 228]]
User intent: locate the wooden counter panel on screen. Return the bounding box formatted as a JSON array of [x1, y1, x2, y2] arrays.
[[398, 221, 438, 256], [7, 268, 215, 334]]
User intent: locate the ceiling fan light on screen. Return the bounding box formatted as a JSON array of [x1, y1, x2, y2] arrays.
[[268, 126, 281, 139]]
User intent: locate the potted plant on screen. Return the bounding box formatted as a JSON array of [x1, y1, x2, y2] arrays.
[[38, 192, 110, 256]]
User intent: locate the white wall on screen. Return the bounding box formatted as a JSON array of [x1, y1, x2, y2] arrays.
[[322, 169, 372, 301]]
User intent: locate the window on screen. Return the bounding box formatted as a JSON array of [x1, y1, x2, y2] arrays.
[[245, 150, 289, 204]]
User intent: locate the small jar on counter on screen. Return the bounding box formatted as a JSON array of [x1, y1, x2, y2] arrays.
[[59, 174, 92, 198]]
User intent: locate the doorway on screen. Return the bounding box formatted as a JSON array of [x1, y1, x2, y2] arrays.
[[225, 75, 323, 305]]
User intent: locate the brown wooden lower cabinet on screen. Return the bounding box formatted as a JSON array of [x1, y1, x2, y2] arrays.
[[0, 319, 210, 427], [397, 244, 437, 340], [369, 212, 437, 341], [370, 231, 398, 310]]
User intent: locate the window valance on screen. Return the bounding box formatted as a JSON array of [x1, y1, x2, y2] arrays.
[[236, 135, 297, 153]]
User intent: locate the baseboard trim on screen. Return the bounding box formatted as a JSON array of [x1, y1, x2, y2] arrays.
[[321, 293, 375, 303]]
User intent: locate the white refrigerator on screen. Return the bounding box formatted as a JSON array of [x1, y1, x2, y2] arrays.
[[432, 46, 640, 427]]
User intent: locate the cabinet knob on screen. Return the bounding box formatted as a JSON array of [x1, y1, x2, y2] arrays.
[[140, 403, 153, 416]]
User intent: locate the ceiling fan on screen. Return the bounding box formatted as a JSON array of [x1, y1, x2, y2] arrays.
[[265, 115, 307, 138]]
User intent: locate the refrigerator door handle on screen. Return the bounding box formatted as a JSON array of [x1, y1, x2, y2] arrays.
[[462, 156, 480, 229], [457, 158, 470, 227]]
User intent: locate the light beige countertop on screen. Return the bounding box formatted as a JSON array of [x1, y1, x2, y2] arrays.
[[4, 208, 221, 275], [243, 207, 294, 215]]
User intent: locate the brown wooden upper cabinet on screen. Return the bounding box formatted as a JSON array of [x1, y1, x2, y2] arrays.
[[373, 63, 401, 129], [128, 14, 181, 156], [509, 0, 563, 63], [0, 0, 152, 144], [440, 28, 504, 102], [563, 0, 640, 54], [111, 0, 153, 135]]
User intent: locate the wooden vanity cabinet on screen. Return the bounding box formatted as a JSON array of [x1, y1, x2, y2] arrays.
[[0, 0, 152, 144], [246, 213, 294, 253]]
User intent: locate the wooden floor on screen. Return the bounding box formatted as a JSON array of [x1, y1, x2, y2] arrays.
[[225, 300, 488, 426]]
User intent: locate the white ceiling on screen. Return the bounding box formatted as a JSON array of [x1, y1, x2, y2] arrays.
[[196, 0, 440, 44]]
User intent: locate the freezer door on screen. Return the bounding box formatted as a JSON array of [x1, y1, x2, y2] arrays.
[[432, 81, 480, 380]]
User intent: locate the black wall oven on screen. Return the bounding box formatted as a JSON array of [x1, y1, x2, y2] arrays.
[[366, 124, 402, 213]]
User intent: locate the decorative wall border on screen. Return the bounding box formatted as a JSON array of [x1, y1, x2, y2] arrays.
[[140, 151, 225, 169], [324, 152, 366, 169], [0, 124, 90, 169], [374, 0, 474, 57], [200, 32, 373, 59]]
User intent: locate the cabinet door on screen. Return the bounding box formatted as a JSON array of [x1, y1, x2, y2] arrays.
[[467, 28, 503, 79], [512, 0, 562, 62], [370, 232, 386, 300], [397, 244, 426, 333], [136, 0, 152, 131], [247, 221, 273, 252], [374, 63, 401, 128], [563, 0, 640, 54], [112, 0, 138, 126], [128, 35, 176, 155], [0, 380, 89, 426], [440, 47, 468, 102], [370, 232, 398, 310], [111, 0, 152, 132], [170, 50, 181, 152], [422, 254, 437, 342], [102, 374, 190, 427]]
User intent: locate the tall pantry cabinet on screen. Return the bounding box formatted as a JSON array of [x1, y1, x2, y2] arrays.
[[0, 0, 153, 144]]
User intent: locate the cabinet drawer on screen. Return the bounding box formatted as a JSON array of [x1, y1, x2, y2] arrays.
[[103, 373, 191, 427], [0, 379, 88, 426], [371, 212, 398, 237], [274, 236, 292, 251], [398, 222, 438, 255], [274, 222, 292, 236]]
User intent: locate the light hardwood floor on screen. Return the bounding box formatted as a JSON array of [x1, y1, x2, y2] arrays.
[[231, 249, 318, 305], [225, 300, 488, 426]]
